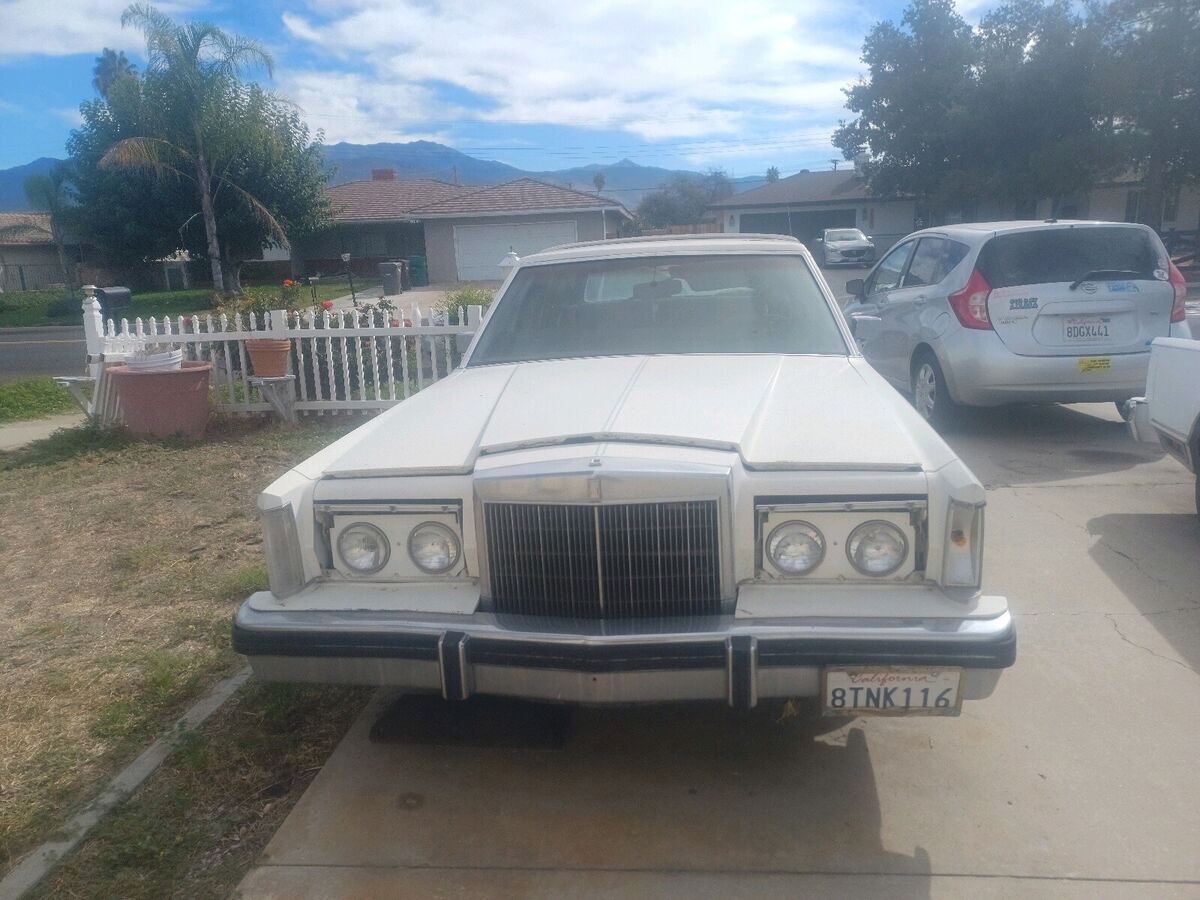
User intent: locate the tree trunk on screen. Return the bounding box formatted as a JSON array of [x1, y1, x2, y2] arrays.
[[1141, 151, 1166, 233], [52, 233, 72, 292], [194, 142, 224, 292]]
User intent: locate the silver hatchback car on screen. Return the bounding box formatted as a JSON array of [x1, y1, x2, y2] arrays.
[[844, 221, 1193, 426]]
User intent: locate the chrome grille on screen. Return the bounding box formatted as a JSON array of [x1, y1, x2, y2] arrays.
[[485, 500, 721, 619]]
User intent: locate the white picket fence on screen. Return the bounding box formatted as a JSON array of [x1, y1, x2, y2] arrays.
[[79, 292, 483, 417]]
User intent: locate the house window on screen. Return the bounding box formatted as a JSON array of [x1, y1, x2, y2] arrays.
[[1163, 188, 1180, 225]]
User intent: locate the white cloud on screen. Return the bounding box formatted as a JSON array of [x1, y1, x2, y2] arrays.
[[282, 0, 867, 144], [53, 106, 84, 126], [0, 0, 199, 59]]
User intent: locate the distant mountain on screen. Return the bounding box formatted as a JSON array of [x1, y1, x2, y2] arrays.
[[0, 142, 770, 212], [0, 157, 59, 211]]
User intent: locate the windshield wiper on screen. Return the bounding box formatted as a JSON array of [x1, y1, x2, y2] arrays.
[[1069, 269, 1142, 290]]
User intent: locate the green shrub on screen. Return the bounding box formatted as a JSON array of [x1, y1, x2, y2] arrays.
[[440, 286, 494, 320], [0, 378, 77, 423]]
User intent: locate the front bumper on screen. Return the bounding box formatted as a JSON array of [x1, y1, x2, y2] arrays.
[[233, 596, 1015, 709]]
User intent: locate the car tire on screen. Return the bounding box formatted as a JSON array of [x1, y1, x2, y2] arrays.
[[911, 350, 960, 429], [1195, 473, 1199, 519]]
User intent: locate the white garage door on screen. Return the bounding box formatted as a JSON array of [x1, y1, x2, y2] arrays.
[[453, 220, 578, 281]]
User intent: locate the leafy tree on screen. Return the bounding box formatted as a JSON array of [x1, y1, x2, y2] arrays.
[[637, 171, 734, 228], [92, 48, 137, 98], [833, 0, 1118, 214], [99, 4, 281, 291], [593, 172, 606, 193], [1094, 0, 1200, 229], [766, 166, 780, 183]]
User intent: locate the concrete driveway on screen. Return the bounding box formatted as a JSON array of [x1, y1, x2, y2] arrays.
[[237, 401, 1200, 898]]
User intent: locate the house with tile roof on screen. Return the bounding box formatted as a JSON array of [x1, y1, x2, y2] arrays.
[[0, 212, 73, 291], [297, 171, 631, 283]]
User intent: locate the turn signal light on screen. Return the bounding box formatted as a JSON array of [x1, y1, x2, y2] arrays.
[[1168, 262, 1187, 324]]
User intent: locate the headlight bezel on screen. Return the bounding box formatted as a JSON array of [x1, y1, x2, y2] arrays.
[[318, 502, 465, 580], [757, 500, 924, 582], [845, 519, 910, 577]]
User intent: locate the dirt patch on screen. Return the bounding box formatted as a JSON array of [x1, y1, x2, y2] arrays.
[[0, 417, 357, 873]]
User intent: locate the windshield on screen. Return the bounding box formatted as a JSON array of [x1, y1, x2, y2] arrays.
[[976, 226, 1162, 288], [467, 254, 848, 366], [826, 229, 866, 242]]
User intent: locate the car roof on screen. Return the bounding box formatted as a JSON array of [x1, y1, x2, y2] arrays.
[[518, 232, 808, 265], [906, 220, 1157, 245]]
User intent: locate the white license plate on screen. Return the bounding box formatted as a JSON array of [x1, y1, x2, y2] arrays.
[[1064, 316, 1112, 342], [822, 666, 963, 716]]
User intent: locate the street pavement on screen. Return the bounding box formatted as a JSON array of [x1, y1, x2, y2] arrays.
[[238, 401, 1200, 899], [0, 327, 86, 385]]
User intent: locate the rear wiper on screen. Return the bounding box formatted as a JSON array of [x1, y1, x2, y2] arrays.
[[1069, 270, 1142, 290]]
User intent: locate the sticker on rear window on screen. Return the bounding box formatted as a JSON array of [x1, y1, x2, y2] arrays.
[[1154, 269, 1168, 281], [1008, 297, 1038, 310], [1107, 281, 1139, 293]]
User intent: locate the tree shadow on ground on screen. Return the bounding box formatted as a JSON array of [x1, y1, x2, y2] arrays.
[[933, 403, 1166, 487], [1086, 511, 1200, 672]]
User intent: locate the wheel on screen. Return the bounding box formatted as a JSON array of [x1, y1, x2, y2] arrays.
[[911, 351, 960, 429], [1195, 472, 1199, 519]]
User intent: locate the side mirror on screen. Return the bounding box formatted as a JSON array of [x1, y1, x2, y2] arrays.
[[846, 278, 865, 298]]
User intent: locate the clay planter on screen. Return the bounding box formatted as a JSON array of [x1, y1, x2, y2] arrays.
[[109, 361, 212, 439], [246, 339, 292, 377]]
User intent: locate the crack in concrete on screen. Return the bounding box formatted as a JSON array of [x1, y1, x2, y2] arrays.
[[1105, 613, 1195, 673]]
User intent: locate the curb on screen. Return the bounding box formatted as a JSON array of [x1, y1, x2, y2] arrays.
[[0, 668, 251, 900]]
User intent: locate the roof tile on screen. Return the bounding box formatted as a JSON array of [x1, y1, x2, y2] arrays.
[[0, 212, 52, 245]]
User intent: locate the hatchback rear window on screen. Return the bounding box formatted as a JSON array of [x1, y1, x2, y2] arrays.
[[976, 227, 1161, 288]]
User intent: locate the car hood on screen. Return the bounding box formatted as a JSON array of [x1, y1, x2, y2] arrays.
[[320, 355, 953, 478], [827, 239, 872, 249]]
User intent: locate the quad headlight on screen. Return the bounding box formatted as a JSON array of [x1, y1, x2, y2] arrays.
[[766, 521, 826, 575], [845, 520, 908, 576], [407, 521, 461, 574], [336, 522, 391, 575]]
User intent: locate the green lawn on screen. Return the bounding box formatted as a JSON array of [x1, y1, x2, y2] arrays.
[[0, 280, 381, 328], [0, 378, 77, 423]]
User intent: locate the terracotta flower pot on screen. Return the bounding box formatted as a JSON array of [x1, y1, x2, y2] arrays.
[[109, 361, 212, 439], [246, 339, 292, 377]]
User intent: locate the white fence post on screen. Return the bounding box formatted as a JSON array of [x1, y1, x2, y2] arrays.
[[80, 286, 105, 378]]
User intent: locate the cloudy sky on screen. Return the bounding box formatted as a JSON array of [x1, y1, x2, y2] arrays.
[[0, 0, 988, 175]]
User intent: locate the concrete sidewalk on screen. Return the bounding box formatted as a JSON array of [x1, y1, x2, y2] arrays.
[[0, 413, 85, 451]]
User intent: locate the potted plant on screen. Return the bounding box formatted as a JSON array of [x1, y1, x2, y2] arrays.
[[217, 290, 293, 378], [108, 343, 212, 439]]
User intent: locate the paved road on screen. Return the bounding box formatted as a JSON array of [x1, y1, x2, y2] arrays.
[[240, 401, 1200, 898], [0, 327, 86, 384]]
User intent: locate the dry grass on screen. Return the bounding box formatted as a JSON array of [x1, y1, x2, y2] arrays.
[[30, 682, 369, 900], [0, 417, 358, 874]]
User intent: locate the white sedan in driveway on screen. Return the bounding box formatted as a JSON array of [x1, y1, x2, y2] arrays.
[[817, 227, 876, 267], [233, 234, 1014, 718], [844, 221, 1193, 427]]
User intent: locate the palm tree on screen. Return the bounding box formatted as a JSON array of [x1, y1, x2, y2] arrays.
[[593, 172, 606, 193], [0, 165, 77, 291], [766, 166, 780, 183], [100, 4, 283, 293], [93, 48, 137, 97]]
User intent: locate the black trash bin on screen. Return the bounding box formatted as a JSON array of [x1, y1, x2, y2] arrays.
[[378, 261, 404, 296], [95, 286, 132, 318]]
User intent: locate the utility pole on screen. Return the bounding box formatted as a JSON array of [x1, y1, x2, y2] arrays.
[[452, 165, 459, 185]]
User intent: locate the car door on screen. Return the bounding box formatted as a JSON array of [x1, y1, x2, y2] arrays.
[[877, 237, 970, 383], [852, 239, 915, 384]]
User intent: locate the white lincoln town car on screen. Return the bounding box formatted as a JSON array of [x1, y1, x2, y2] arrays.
[[233, 234, 1015, 716]]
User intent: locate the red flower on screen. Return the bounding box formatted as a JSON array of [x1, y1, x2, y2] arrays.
[[283, 278, 295, 287], [321, 299, 334, 310]]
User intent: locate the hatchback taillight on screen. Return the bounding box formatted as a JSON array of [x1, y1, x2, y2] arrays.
[[948, 269, 993, 330], [1168, 262, 1187, 323]]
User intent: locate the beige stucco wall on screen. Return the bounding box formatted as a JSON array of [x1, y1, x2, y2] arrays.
[[424, 210, 610, 283]]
